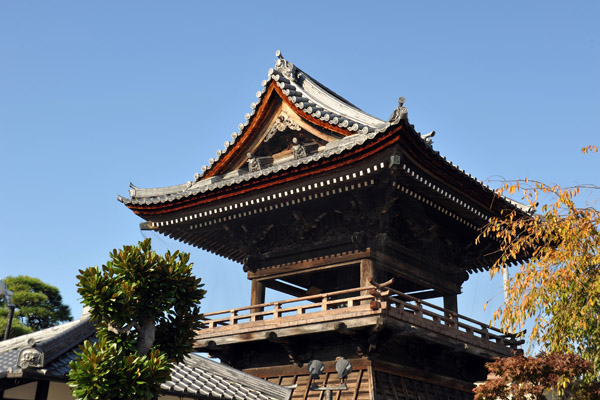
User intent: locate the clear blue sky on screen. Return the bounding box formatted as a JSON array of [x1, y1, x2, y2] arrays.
[[1, 1, 598, 345]]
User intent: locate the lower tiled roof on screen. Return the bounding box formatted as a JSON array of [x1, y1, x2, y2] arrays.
[[165, 355, 291, 400], [0, 317, 291, 400]]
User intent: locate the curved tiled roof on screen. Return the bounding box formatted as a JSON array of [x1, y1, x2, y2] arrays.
[[119, 51, 529, 217], [119, 51, 410, 205]]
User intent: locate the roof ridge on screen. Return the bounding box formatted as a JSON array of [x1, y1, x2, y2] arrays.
[[0, 316, 89, 353]]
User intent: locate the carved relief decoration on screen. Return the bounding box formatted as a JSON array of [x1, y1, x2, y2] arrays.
[[18, 346, 44, 369], [264, 111, 301, 143]]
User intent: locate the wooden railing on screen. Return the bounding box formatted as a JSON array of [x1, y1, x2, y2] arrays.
[[200, 284, 522, 350], [379, 287, 521, 349], [202, 286, 375, 328]]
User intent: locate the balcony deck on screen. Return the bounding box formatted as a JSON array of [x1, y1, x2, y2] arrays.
[[194, 284, 522, 358]]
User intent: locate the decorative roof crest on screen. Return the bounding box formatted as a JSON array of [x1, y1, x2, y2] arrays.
[[388, 96, 408, 125], [275, 50, 295, 81], [18, 339, 44, 369]]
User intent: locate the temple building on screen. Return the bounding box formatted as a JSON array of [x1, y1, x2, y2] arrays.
[[119, 51, 523, 400]]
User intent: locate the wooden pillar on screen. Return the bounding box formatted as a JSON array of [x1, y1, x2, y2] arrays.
[[251, 280, 265, 320], [360, 259, 375, 287], [443, 294, 458, 313], [360, 259, 376, 303], [34, 380, 49, 400], [251, 280, 265, 305]]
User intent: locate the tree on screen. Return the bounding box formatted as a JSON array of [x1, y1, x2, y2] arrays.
[[68, 238, 206, 400], [476, 146, 599, 389], [0, 275, 72, 338], [474, 353, 600, 400]]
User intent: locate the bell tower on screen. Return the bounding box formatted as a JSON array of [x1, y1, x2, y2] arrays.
[[121, 51, 523, 399]]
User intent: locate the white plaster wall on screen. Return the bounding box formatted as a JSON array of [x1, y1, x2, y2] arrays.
[[2, 381, 37, 399]]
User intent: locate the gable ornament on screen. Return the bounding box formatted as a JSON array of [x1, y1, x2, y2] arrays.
[[264, 111, 301, 142]]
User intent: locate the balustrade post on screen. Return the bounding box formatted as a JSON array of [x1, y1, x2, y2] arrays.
[[397, 300, 405, 314], [450, 313, 458, 329], [274, 302, 281, 318], [480, 325, 489, 340], [321, 295, 328, 311], [415, 300, 423, 318]]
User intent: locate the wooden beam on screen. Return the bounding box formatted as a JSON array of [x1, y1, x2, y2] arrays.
[[243, 358, 371, 378], [372, 250, 462, 294], [248, 250, 371, 279]]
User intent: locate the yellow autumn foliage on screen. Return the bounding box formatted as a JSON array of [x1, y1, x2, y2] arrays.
[[477, 147, 600, 374]]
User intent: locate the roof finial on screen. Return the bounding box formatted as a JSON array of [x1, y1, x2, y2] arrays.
[[388, 96, 408, 125], [421, 130, 436, 147], [274, 50, 295, 81]]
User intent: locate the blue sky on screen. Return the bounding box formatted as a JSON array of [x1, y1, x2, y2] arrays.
[[1, 1, 598, 346]]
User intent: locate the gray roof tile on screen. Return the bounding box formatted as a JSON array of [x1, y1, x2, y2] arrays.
[[0, 318, 291, 400]]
